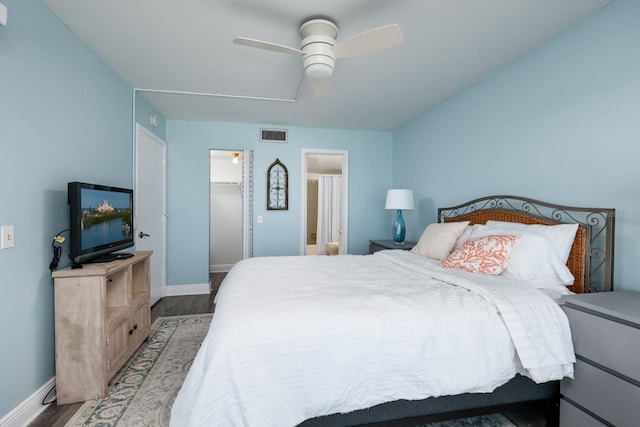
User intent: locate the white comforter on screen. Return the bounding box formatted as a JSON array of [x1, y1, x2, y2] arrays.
[[170, 250, 574, 427]]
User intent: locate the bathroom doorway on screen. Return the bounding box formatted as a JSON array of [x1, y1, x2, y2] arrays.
[[300, 149, 348, 255]]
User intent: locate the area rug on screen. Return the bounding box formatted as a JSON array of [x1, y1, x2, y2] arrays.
[[65, 313, 515, 427]]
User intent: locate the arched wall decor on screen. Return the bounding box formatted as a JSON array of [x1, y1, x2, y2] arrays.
[[267, 158, 288, 210]]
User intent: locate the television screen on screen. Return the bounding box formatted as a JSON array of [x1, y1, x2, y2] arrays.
[[68, 182, 134, 265]]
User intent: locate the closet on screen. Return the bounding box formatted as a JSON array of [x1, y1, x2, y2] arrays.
[[210, 150, 243, 272]]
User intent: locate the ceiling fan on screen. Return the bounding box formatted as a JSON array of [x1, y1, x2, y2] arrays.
[[234, 18, 403, 97]]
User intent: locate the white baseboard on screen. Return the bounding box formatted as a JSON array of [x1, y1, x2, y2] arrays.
[[165, 283, 210, 296], [0, 377, 55, 427]]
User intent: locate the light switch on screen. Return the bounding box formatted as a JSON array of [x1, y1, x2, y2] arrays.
[[257, 216, 263, 224], [1, 225, 14, 249]]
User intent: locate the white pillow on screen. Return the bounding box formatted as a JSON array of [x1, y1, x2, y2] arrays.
[[453, 224, 483, 251], [468, 225, 575, 287], [411, 221, 470, 260], [485, 220, 578, 264]]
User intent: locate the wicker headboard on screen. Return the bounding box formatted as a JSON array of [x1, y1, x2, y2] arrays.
[[438, 196, 615, 294]]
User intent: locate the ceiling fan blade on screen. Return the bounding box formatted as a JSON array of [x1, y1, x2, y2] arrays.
[[233, 37, 304, 55], [333, 24, 403, 59], [312, 78, 332, 97]]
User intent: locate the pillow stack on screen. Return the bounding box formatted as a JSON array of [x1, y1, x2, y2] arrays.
[[411, 220, 579, 289]]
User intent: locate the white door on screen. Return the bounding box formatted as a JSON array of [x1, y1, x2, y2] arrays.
[[135, 124, 166, 305]]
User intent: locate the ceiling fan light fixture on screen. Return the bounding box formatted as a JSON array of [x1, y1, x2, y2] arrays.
[[306, 62, 333, 80], [303, 47, 335, 81]]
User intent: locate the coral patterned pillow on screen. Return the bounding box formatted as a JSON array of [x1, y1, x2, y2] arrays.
[[442, 234, 519, 275]]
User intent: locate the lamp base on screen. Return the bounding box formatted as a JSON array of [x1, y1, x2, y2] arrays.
[[392, 210, 406, 244]]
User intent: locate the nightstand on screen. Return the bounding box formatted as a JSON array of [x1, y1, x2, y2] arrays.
[[369, 239, 416, 254], [560, 291, 640, 427]]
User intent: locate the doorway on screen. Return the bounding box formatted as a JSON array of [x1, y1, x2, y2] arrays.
[[300, 149, 349, 255], [209, 149, 253, 272]]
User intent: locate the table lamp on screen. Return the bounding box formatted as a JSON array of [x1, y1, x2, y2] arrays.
[[385, 189, 414, 244]]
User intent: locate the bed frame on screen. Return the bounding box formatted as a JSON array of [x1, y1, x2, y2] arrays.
[[299, 195, 615, 427]]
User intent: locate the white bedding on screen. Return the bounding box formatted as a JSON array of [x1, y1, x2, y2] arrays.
[[170, 250, 575, 427]]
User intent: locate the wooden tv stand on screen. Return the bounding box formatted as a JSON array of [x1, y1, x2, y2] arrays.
[[52, 251, 152, 404]]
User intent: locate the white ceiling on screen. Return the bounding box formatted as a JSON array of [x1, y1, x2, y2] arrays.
[[43, 0, 611, 131]]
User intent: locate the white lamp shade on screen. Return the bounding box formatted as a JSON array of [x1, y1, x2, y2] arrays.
[[385, 189, 414, 210]]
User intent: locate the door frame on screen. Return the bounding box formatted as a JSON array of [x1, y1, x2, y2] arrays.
[[241, 148, 254, 260], [300, 148, 349, 255], [135, 123, 167, 304]]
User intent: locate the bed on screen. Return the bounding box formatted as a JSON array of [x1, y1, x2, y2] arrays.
[[170, 195, 615, 427]]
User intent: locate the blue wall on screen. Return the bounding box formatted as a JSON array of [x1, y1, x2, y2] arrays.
[[393, 0, 640, 291], [0, 0, 133, 418], [165, 121, 393, 286]]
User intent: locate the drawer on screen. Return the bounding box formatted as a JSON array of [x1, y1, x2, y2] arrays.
[[559, 398, 606, 427], [563, 306, 640, 382], [561, 359, 640, 426]]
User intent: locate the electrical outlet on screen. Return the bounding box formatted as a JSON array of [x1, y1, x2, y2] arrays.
[[1, 225, 14, 249]]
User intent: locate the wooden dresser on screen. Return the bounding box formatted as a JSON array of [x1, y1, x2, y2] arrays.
[[52, 251, 152, 404], [560, 291, 640, 426]]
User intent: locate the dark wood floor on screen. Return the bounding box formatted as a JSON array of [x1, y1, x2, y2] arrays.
[[30, 272, 545, 426]]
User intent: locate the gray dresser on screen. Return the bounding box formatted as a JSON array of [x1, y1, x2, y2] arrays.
[[560, 291, 640, 427]]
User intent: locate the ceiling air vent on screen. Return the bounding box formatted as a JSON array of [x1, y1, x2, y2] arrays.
[[261, 128, 288, 143]]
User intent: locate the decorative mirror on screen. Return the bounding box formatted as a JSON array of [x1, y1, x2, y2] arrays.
[[267, 158, 288, 210]]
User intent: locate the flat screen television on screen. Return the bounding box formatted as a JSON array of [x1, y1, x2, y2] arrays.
[[68, 182, 134, 265]]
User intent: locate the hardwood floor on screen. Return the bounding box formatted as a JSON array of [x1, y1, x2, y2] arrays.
[[28, 273, 225, 427], [29, 272, 546, 427]]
